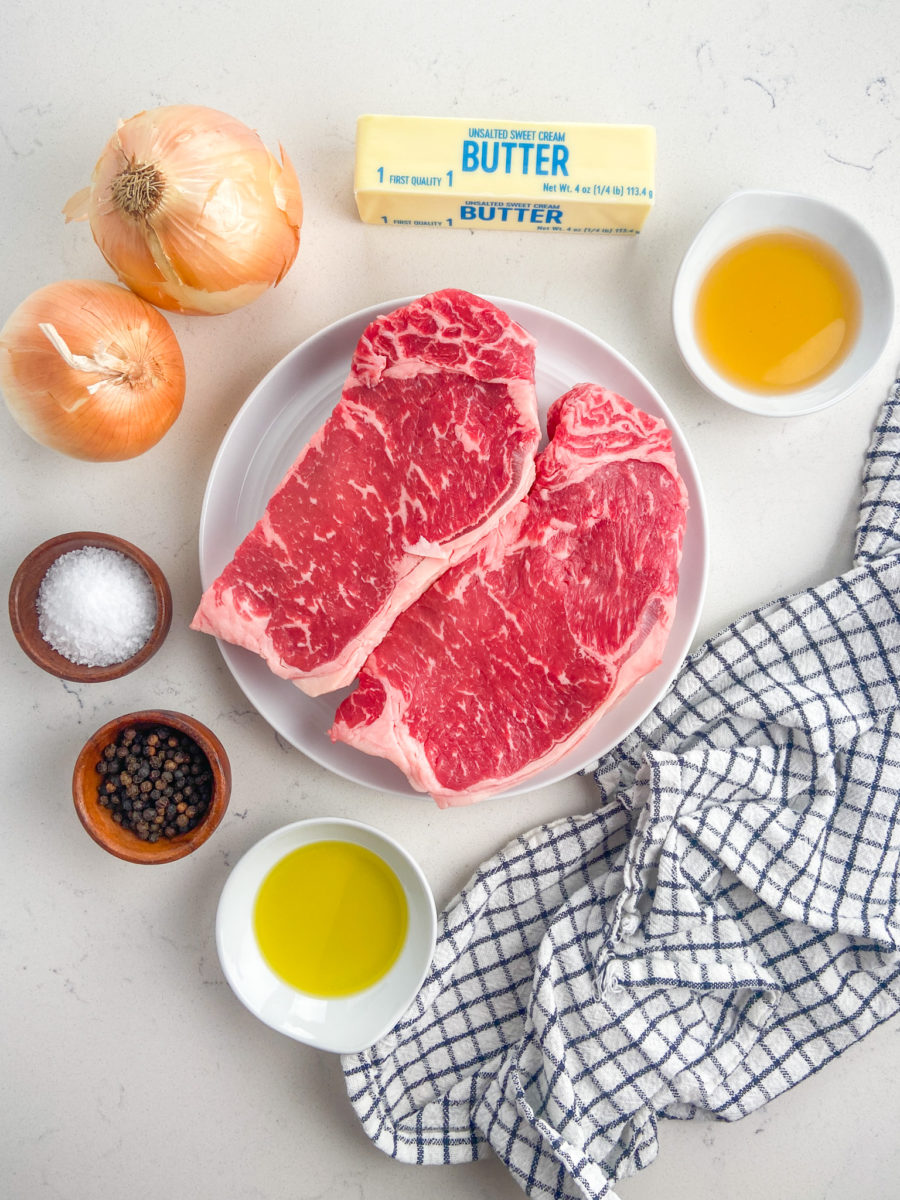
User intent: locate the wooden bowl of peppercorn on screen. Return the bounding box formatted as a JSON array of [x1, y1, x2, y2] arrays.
[[72, 710, 231, 864]]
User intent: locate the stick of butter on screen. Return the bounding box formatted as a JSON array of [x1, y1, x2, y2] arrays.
[[354, 115, 655, 234]]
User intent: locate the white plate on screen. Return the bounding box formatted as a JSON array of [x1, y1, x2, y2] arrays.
[[215, 818, 436, 1054], [198, 295, 709, 798], [672, 190, 895, 417]]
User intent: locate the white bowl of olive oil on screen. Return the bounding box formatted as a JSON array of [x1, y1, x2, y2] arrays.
[[672, 190, 894, 417], [216, 818, 436, 1054]]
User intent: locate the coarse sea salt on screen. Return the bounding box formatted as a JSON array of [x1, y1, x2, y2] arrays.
[[37, 546, 157, 667]]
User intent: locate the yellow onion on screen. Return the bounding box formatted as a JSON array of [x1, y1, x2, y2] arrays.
[[64, 105, 303, 316], [0, 280, 185, 461]]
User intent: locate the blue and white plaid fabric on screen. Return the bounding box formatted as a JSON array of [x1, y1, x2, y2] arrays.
[[342, 374, 900, 1200]]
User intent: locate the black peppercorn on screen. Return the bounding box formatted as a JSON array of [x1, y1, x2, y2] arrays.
[[95, 723, 213, 842]]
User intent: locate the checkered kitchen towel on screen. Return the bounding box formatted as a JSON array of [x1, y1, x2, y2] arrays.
[[342, 374, 900, 1200]]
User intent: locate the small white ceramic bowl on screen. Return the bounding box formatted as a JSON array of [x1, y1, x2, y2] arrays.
[[672, 190, 894, 417], [216, 817, 436, 1054]]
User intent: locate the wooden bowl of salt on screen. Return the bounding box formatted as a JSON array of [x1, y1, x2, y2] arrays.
[[8, 531, 172, 683]]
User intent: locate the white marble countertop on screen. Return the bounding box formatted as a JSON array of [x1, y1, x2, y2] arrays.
[[3, 2, 899, 1197]]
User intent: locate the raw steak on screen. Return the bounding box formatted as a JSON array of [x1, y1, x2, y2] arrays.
[[330, 383, 689, 804], [191, 289, 540, 695]]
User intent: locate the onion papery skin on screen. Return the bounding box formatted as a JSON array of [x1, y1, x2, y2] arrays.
[[0, 280, 186, 461], [65, 105, 303, 316]]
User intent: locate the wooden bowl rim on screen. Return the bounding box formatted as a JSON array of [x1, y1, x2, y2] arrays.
[[8, 531, 172, 683], [72, 709, 231, 864]]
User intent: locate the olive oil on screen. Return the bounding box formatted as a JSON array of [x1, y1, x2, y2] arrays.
[[253, 840, 408, 997], [694, 229, 860, 393]]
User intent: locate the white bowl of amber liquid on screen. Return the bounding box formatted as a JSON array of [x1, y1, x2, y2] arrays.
[[672, 190, 894, 417]]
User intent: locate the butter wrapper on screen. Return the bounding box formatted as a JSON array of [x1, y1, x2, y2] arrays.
[[354, 114, 655, 234]]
